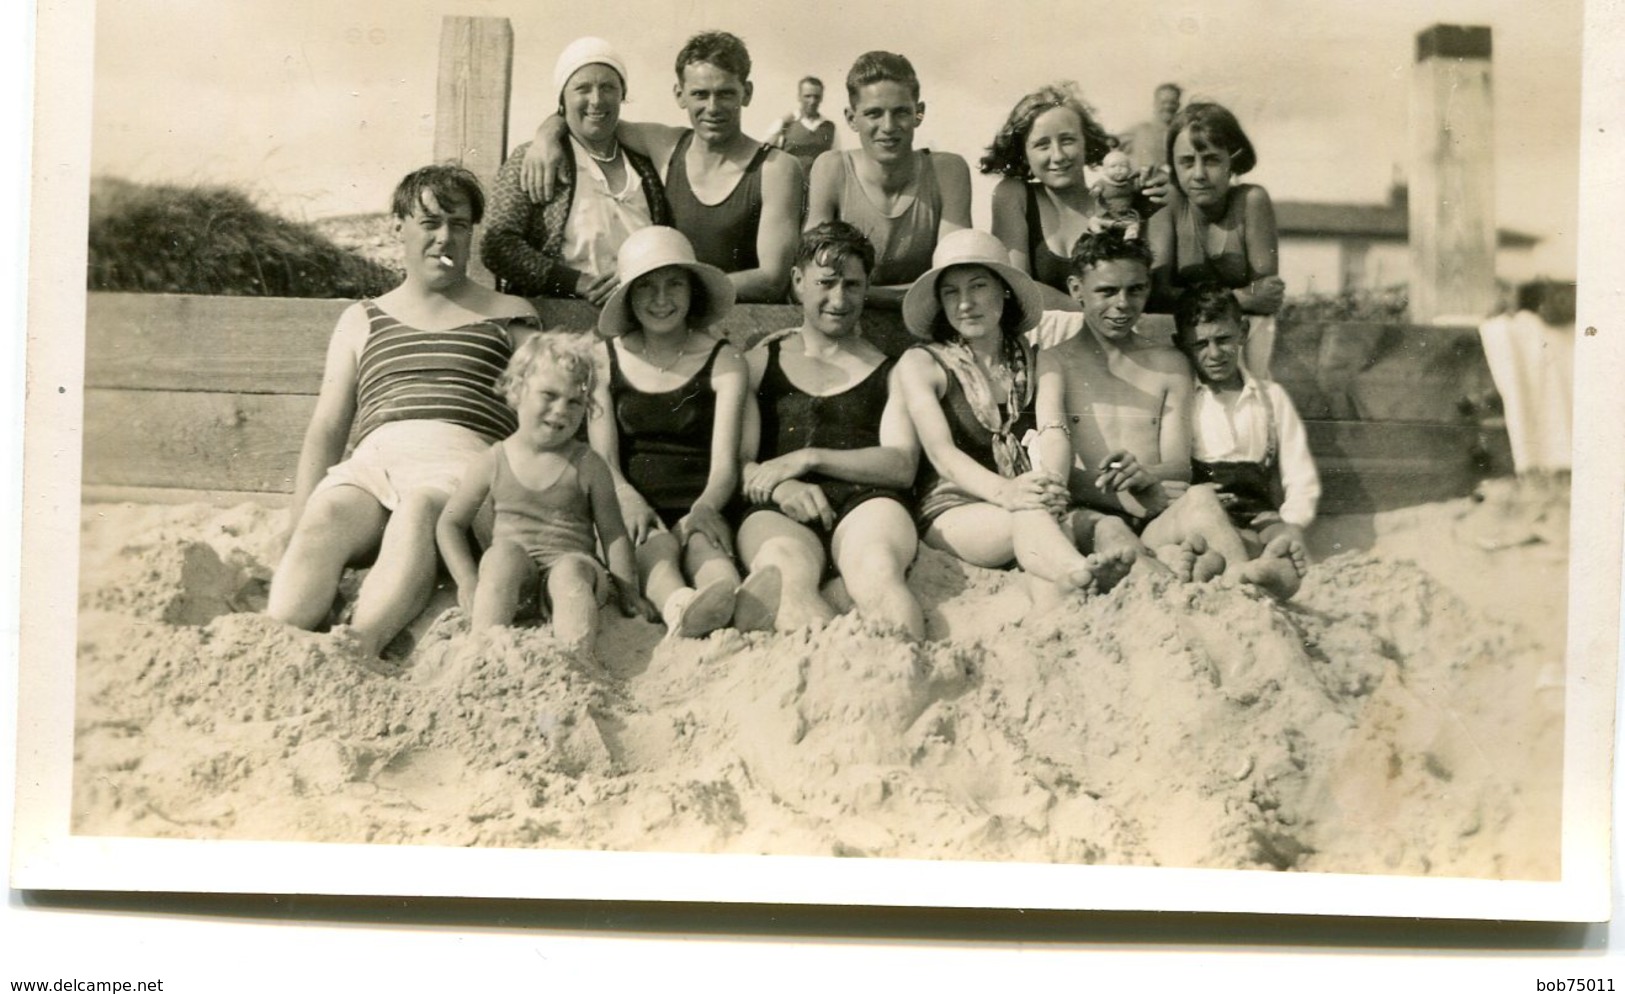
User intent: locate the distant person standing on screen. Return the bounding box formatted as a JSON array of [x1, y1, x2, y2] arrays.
[[765, 76, 838, 181], [1119, 82, 1182, 176]]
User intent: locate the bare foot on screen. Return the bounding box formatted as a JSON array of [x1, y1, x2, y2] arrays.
[[1154, 543, 1197, 582], [1060, 560, 1097, 594], [732, 566, 783, 633], [1237, 535, 1307, 600], [1193, 548, 1228, 582], [1088, 549, 1135, 593], [1091, 516, 1167, 579]]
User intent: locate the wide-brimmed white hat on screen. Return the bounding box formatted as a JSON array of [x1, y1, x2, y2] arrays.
[[901, 229, 1045, 340], [553, 37, 628, 101], [597, 226, 736, 337]]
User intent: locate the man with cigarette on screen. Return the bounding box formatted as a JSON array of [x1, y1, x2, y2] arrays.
[[267, 165, 540, 658], [1034, 228, 1260, 583]]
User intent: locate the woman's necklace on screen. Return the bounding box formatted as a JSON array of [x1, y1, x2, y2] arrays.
[[573, 134, 621, 164], [585, 140, 621, 163], [638, 330, 693, 374]]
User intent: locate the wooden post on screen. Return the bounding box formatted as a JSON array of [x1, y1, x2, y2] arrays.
[[434, 16, 513, 288], [1409, 24, 1496, 323]]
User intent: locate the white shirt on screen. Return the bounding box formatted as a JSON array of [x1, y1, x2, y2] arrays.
[[559, 138, 653, 281], [1190, 368, 1321, 528]]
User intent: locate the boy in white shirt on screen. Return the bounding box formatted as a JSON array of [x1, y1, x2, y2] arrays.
[[1174, 284, 1315, 596]]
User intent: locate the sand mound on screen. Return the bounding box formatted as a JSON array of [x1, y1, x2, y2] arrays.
[[71, 480, 1566, 876]]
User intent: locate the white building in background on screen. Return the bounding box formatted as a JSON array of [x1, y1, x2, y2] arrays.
[[1276, 185, 1541, 296]]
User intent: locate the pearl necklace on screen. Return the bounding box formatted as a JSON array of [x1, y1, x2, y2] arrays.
[[580, 138, 621, 163], [637, 330, 693, 374]]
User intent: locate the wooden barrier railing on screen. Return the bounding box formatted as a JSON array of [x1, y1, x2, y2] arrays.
[[80, 292, 1509, 513]]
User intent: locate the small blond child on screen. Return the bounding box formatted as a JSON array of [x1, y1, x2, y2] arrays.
[[1174, 284, 1316, 598], [437, 333, 658, 657]]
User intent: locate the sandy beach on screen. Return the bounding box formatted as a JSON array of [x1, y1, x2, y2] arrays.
[[70, 476, 1567, 877]]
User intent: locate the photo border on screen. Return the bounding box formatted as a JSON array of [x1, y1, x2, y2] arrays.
[[11, 0, 1619, 923]]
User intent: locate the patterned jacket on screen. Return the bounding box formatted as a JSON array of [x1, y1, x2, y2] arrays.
[[481, 140, 671, 298]]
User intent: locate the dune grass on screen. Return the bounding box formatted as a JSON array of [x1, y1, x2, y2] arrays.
[[88, 177, 401, 298]]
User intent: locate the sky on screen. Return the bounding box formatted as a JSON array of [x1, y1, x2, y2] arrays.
[[90, 0, 1582, 274]]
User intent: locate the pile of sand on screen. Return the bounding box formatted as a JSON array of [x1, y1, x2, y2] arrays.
[[71, 478, 1568, 876]]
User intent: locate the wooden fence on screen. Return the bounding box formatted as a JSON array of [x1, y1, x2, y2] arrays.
[[80, 292, 1509, 514]]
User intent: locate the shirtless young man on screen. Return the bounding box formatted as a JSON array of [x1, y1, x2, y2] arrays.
[[1033, 230, 1304, 597], [267, 166, 540, 656], [803, 51, 972, 309], [523, 31, 802, 303]]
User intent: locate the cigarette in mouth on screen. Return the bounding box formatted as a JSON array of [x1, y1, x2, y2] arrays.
[[436, 254, 454, 268]]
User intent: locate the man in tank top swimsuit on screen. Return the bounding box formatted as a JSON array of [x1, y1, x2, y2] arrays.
[[268, 165, 540, 659]]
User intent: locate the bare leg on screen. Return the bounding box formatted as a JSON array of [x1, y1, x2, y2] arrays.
[[546, 554, 602, 654], [738, 511, 834, 633], [684, 531, 742, 590], [348, 489, 449, 657], [923, 503, 1017, 569], [267, 486, 385, 630], [831, 498, 924, 640], [637, 531, 687, 614], [470, 540, 538, 630]]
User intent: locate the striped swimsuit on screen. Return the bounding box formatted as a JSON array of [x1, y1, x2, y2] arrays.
[[353, 299, 523, 445]]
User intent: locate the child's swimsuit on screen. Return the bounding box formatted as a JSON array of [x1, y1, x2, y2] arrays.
[[747, 338, 907, 533], [608, 339, 727, 528], [488, 440, 600, 572]]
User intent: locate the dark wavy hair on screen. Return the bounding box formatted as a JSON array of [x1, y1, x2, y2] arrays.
[[1165, 102, 1258, 189], [1173, 283, 1246, 342], [796, 220, 877, 276], [980, 83, 1111, 178], [1069, 228, 1153, 277], [925, 265, 1027, 345], [390, 164, 485, 224], [845, 50, 919, 103], [675, 31, 752, 83]]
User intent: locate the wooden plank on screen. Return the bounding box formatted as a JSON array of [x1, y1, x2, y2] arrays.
[[1409, 24, 1497, 322], [84, 389, 315, 493], [85, 293, 346, 393], [435, 16, 513, 288]]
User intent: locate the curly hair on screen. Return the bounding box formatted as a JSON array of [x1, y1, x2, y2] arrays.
[[1165, 102, 1258, 183], [675, 31, 752, 83], [496, 331, 598, 414], [796, 220, 877, 277], [844, 50, 919, 103], [390, 164, 485, 224], [1069, 227, 1153, 277], [980, 83, 1111, 178]]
